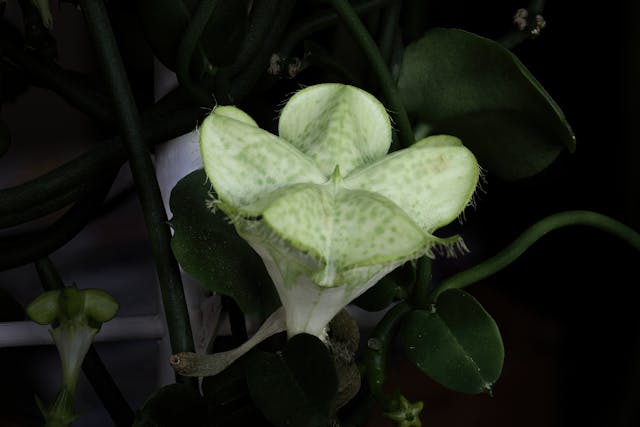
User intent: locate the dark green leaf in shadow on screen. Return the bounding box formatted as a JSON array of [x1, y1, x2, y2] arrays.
[[0, 118, 10, 158], [353, 274, 400, 312], [169, 169, 279, 315], [398, 28, 575, 180], [353, 262, 414, 311], [132, 384, 207, 427], [202, 355, 271, 426], [135, 0, 248, 73], [246, 334, 338, 427], [399, 289, 504, 394], [202, 357, 248, 410]]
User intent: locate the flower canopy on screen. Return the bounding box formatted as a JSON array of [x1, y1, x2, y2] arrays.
[[199, 83, 479, 337]]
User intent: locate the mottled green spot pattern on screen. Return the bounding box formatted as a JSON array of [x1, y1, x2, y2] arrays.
[[198, 84, 479, 337], [200, 113, 325, 210], [347, 135, 478, 232], [279, 84, 391, 176]]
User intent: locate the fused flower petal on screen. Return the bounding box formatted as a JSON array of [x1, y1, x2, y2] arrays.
[[279, 84, 392, 176], [200, 112, 325, 212], [346, 135, 479, 233], [198, 83, 479, 338]]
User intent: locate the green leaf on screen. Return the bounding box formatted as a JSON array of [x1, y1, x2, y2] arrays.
[[399, 289, 504, 394], [352, 274, 399, 312], [169, 169, 279, 315], [0, 118, 10, 158], [246, 334, 338, 427], [133, 384, 208, 427], [398, 28, 575, 180], [202, 356, 249, 411], [352, 262, 414, 311]]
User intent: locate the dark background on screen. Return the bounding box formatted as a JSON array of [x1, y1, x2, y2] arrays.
[[1, 1, 638, 426], [385, 1, 640, 427]]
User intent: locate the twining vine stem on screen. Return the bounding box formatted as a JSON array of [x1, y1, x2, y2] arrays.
[[79, 0, 195, 360], [431, 210, 640, 301], [329, 0, 414, 149], [176, 0, 219, 106]]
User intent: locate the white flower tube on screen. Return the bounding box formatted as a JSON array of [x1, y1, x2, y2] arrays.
[[171, 83, 479, 377]]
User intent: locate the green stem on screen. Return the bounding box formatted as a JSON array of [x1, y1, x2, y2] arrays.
[[363, 302, 411, 399], [229, 0, 297, 102], [329, 0, 413, 148], [0, 181, 95, 228], [227, 0, 282, 76], [222, 296, 248, 346], [306, 47, 362, 85], [0, 173, 115, 270], [401, 0, 429, 43], [409, 257, 432, 310], [175, 0, 218, 106], [0, 93, 202, 230], [34, 258, 135, 427], [0, 143, 122, 222], [278, 0, 390, 57], [0, 24, 114, 124], [215, 0, 282, 103], [35, 257, 65, 291], [376, 0, 401, 66], [431, 210, 640, 301], [79, 0, 194, 357]]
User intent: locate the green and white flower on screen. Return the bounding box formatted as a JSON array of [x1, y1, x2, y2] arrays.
[[27, 284, 119, 427], [199, 83, 479, 338]]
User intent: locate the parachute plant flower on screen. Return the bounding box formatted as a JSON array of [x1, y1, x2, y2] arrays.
[[198, 83, 479, 339], [26, 284, 119, 427]]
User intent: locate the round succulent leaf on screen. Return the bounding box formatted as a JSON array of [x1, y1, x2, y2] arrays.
[[246, 334, 338, 427], [283, 334, 339, 414], [398, 28, 575, 180], [132, 383, 208, 427], [169, 169, 279, 315], [346, 135, 479, 232], [199, 107, 325, 211], [201, 348, 274, 426], [399, 289, 504, 394], [202, 354, 249, 411], [278, 83, 392, 176]]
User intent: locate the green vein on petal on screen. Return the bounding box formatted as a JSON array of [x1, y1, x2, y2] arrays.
[[345, 135, 479, 233], [255, 181, 427, 288], [199, 106, 326, 210], [278, 84, 392, 176]]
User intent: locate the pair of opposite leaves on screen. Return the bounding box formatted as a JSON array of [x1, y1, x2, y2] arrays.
[[200, 84, 479, 337]]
